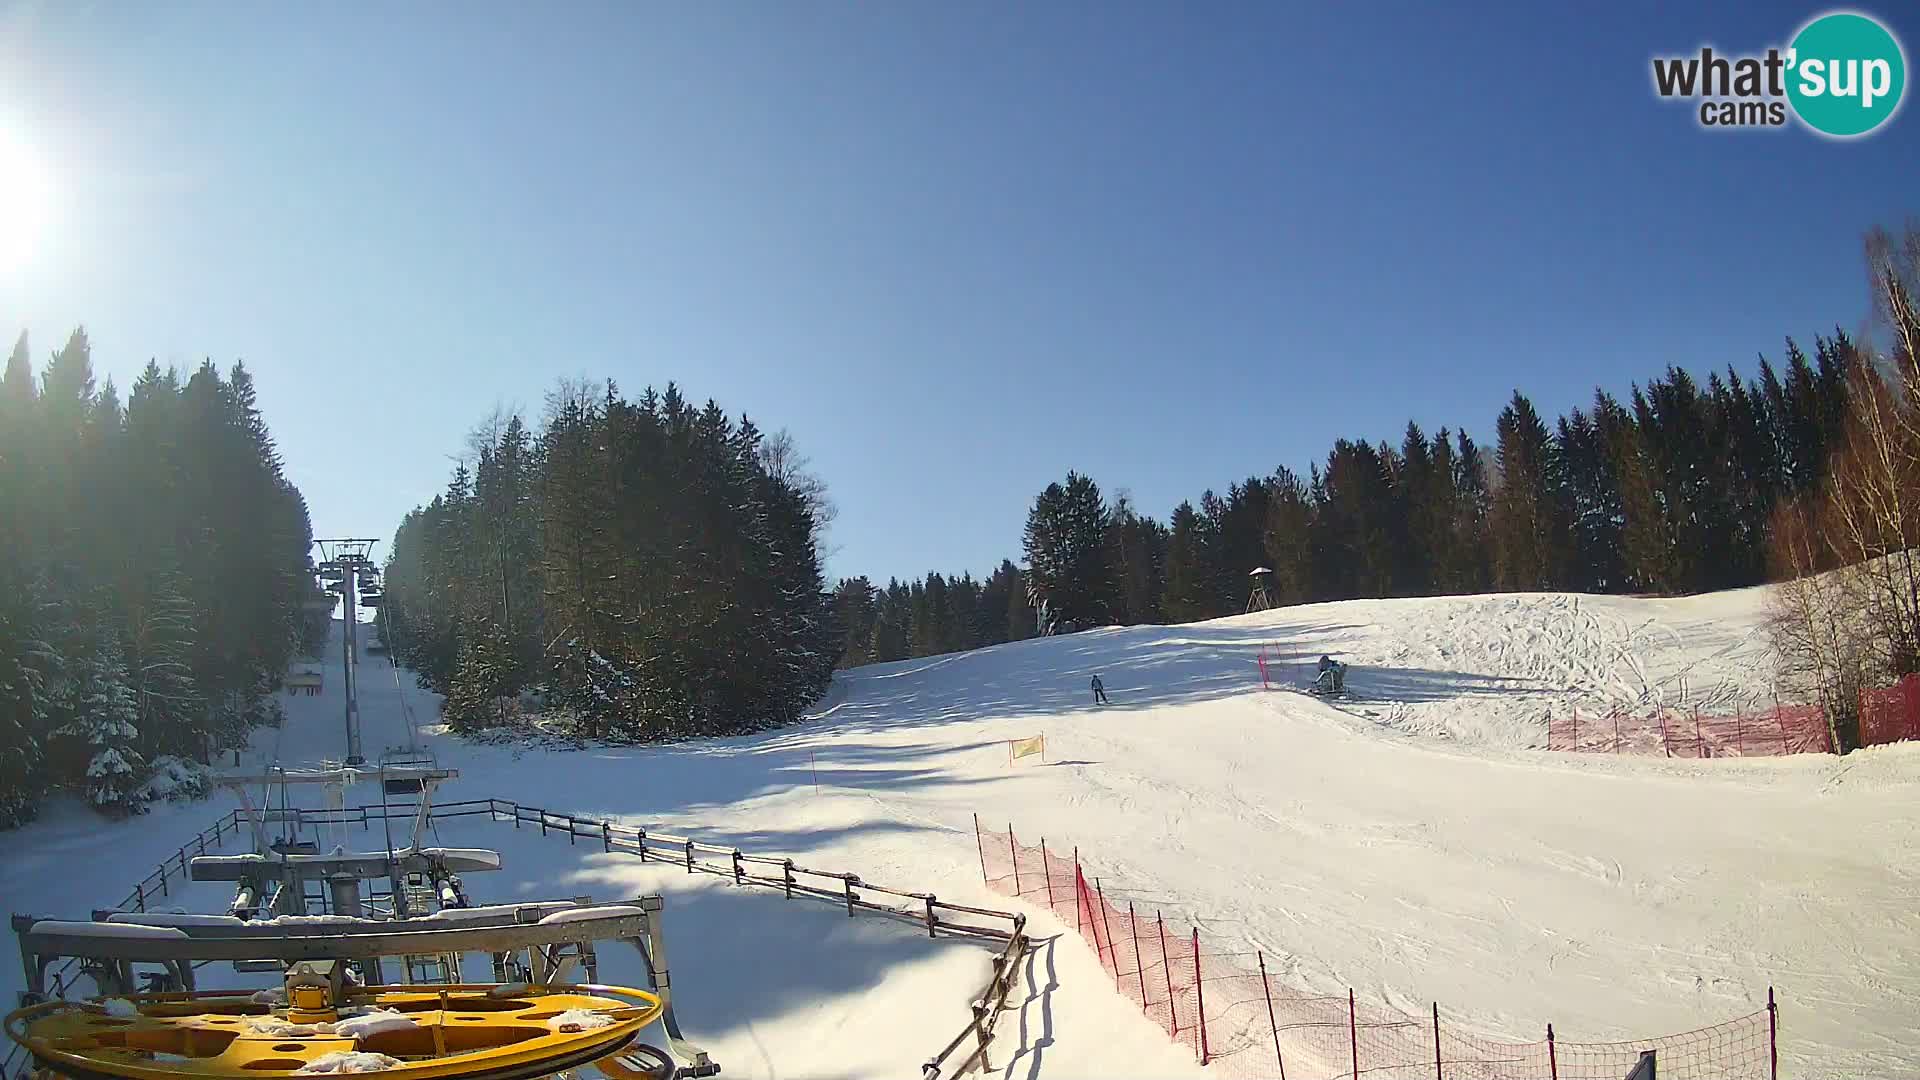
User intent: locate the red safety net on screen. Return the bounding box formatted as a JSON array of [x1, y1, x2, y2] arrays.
[[976, 817, 1777, 1079], [1545, 703, 1833, 757], [1858, 674, 1920, 749]]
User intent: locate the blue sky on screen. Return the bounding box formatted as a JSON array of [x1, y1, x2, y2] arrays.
[[3, 2, 1915, 584]]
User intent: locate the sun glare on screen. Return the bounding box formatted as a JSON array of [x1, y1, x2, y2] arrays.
[[0, 125, 53, 275]]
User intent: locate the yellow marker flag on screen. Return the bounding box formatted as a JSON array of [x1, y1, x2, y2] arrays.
[[1009, 735, 1045, 764]]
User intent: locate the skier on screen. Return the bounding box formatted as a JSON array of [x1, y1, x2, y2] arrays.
[[1091, 672, 1111, 705]]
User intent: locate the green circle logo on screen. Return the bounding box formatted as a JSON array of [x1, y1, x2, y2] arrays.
[[1787, 11, 1906, 137]]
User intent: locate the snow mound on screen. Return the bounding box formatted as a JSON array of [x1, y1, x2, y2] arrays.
[[329, 1010, 415, 1040], [293, 1052, 401, 1074], [547, 1009, 614, 1032], [247, 1018, 326, 1038]]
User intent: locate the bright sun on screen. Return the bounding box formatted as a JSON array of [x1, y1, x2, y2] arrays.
[[0, 126, 53, 275]]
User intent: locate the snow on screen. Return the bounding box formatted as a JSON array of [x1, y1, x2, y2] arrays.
[[3, 598, 1915, 1078], [293, 1051, 402, 1074], [104, 913, 244, 927], [329, 1010, 415, 1040], [27, 921, 189, 940], [535, 905, 647, 925], [546, 1009, 614, 1032], [100, 997, 139, 1017], [248, 1018, 328, 1038]]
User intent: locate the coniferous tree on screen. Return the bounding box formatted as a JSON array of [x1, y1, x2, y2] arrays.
[[1490, 392, 1567, 591], [1022, 472, 1115, 632], [1, 330, 314, 823]]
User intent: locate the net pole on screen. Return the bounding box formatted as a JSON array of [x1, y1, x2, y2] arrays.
[[973, 813, 988, 886], [1129, 902, 1150, 1020], [1097, 879, 1118, 978], [1161, 912, 1178, 1038], [1769, 986, 1779, 1080], [1547, 1023, 1558, 1080], [1348, 988, 1359, 1080], [1194, 928, 1209, 1065], [1432, 1001, 1442, 1080], [1009, 823, 1020, 895], [1260, 951, 1285, 1079], [1041, 839, 1057, 910]]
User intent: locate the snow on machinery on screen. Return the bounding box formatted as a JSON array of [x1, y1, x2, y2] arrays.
[[7, 767, 717, 1080]]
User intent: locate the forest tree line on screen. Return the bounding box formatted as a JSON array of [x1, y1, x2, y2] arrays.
[[0, 329, 323, 826], [378, 382, 838, 742], [832, 335, 1858, 665]]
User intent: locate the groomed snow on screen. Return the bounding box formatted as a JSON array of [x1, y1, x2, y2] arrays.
[[3, 591, 1915, 1079]]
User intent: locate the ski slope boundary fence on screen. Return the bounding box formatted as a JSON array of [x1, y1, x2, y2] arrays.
[[34, 799, 1030, 1080], [1545, 702, 1835, 757], [975, 816, 1780, 1080]]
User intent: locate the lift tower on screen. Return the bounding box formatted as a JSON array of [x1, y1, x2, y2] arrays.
[[314, 538, 381, 765]]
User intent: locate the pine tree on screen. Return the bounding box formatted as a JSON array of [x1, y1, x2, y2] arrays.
[[1261, 467, 1316, 604], [1022, 472, 1115, 632], [1162, 501, 1215, 622], [54, 644, 145, 813], [1489, 392, 1567, 591]]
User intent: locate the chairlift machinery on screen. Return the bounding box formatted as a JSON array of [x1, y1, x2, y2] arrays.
[[7, 764, 717, 1080]]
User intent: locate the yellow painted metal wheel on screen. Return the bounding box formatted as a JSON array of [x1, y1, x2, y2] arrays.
[[5, 985, 664, 1080]]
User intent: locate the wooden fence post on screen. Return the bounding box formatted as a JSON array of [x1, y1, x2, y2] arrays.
[[843, 874, 859, 917], [1695, 708, 1706, 758], [636, 827, 647, 862], [924, 895, 938, 938], [1660, 710, 1672, 757], [566, 814, 576, 845], [783, 859, 795, 900], [134, 882, 144, 912], [1612, 709, 1621, 753], [1194, 929, 1209, 1066], [1260, 951, 1285, 1078], [158, 866, 168, 898], [602, 821, 612, 853], [732, 850, 744, 886], [684, 838, 695, 873]]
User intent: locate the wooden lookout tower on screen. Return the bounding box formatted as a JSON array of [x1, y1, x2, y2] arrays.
[[1246, 567, 1274, 613]]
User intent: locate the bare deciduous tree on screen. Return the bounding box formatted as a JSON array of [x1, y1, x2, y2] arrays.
[[1769, 220, 1920, 750]]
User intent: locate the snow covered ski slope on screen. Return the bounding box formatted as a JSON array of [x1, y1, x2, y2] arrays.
[[6, 588, 1918, 1078]]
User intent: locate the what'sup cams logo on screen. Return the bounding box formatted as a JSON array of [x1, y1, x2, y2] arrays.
[[1652, 10, 1906, 137]]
